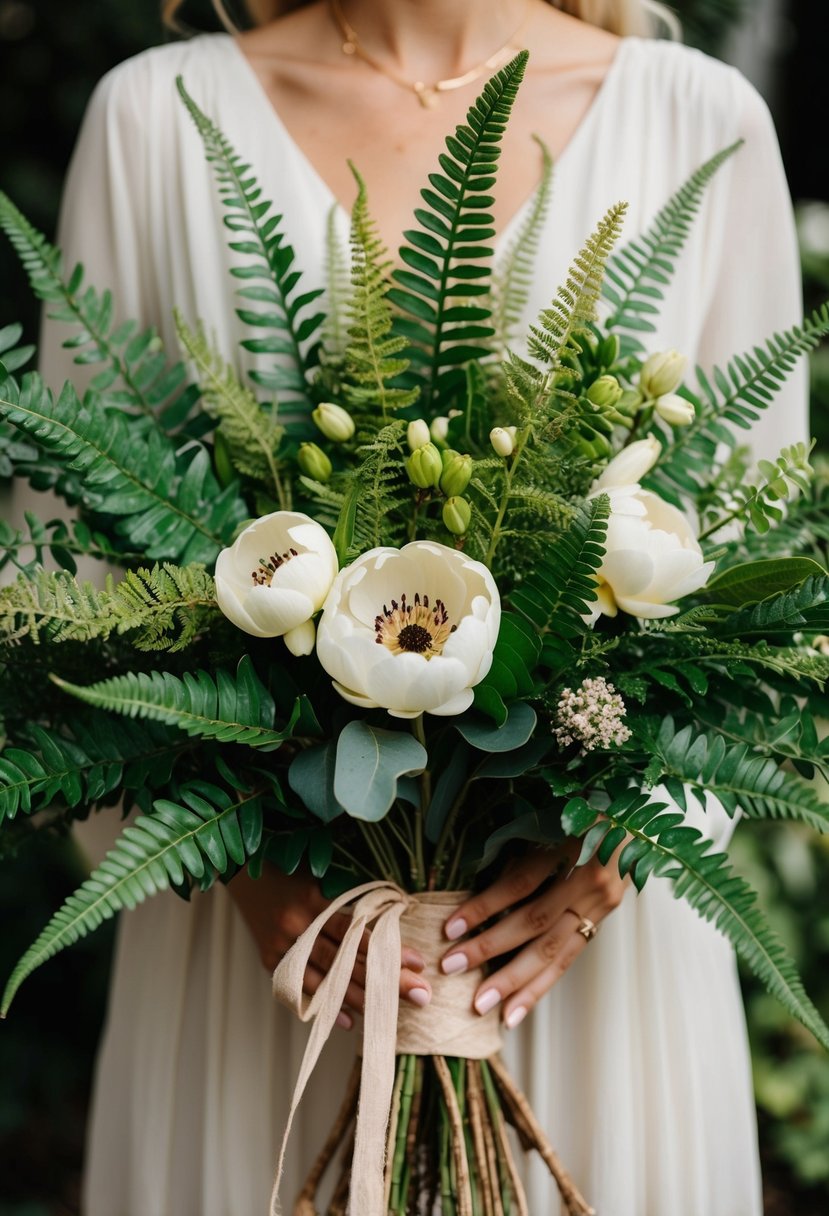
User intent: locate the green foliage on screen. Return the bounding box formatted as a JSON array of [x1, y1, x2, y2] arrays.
[[176, 77, 324, 406], [646, 718, 829, 833], [52, 655, 304, 751], [0, 781, 264, 1015], [332, 721, 427, 822], [507, 203, 627, 427], [0, 716, 186, 823], [490, 136, 553, 354], [603, 143, 740, 349], [0, 562, 218, 651], [0, 367, 247, 564], [340, 420, 410, 554], [712, 574, 829, 639], [174, 312, 288, 503], [0, 511, 142, 577], [389, 52, 527, 411], [508, 495, 608, 641], [0, 192, 198, 426], [342, 167, 419, 418], [562, 790, 829, 1051]]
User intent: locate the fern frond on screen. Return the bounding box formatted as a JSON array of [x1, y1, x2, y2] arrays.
[[0, 717, 186, 823], [562, 791, 829, 1050], [712, 575, 829, 639], [0, 192, 198, 427], [490, 136, 554, 353], [0, 564, 218, 651], [174, 312, 288, 502], [603, 143, 741, 346], [390, 53, 527, 411], [344, 167, 419, 418], [0, 322, 35, 375], [344, 421, 410, 553], [0, 513, 142, 578], [1, 781, 264, 1014], [0, 369, 247, 564], [176, 78, 324, 407], [647, 718, 829, 832], [508, 494, 608, 640], [52, 655, 302, 751]]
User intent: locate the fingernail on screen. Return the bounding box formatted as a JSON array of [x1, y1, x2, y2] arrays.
[[336, 1010, 353, 1030], [445, 917, 467, 941], [474, 988, 501, 1016], [441, 952, 468, 976], [505, 1005, 528, 1030], [407, 987, 431, 1007]]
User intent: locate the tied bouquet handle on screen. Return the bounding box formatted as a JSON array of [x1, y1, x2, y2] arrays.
[[271, 885, 595, 1216]]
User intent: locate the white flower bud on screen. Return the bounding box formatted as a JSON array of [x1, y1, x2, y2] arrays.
[[407, 418, 431, 451], [312, 401, 355, 443], [655, 394, 695, 427], [639, 350, 687, 400], [593, 436, 662, 490], [490, 427, 515, 457], [430, 416, 450, 443]]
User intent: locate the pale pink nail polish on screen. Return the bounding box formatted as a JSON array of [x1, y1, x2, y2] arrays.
[[336, 1010, 353, 1030], [505, 1005, 528, 1030], [445, 916, 468, 941], [441, 953, 468, 976], [474, 988, 501, 1016], [407, 987, 431, 1007]]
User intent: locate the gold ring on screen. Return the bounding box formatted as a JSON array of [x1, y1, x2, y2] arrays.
[[566, 907, 598, 941]]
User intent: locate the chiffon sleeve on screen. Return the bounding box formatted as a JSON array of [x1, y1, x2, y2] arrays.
[[696, 74, 810, 462]]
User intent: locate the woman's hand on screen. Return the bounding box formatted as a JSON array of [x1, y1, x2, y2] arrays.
[[228, 862, 429, 1029], [440, 843, 629, 1029]]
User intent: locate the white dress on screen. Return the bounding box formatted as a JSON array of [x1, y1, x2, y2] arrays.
[[28, 31, 808, 1216]]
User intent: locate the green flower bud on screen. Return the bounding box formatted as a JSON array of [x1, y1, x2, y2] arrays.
[[430, 416, 450, 443], [406, 442, 443, 489], [654, 393, 695, 427], [406, 418, 431, 451], [439, 452, 473, 497], [586, 375, 623, 410], [312, 401, 355, 442], [639, 350, 687, 400], [490, 426, 515, 457], [442, 496, 472, 536], [297, 442, 332, 482]]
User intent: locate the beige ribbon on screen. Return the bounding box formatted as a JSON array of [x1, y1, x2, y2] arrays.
[[269, 884, 502, 1216]]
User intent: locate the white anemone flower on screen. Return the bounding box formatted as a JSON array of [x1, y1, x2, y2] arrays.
[[316, 541, 501, 718], [215, 511, 338, 655], [589, 485, 715, 620]]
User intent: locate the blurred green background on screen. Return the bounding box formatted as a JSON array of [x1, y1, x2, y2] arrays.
[[1, 1, 828, 1213]]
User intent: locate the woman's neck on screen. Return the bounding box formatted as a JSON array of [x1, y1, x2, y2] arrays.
[[334, 0, 534, 81]]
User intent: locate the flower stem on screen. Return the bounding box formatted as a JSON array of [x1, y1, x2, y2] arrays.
[[411, 715, 430, 890], [484, 428, 531, 567]]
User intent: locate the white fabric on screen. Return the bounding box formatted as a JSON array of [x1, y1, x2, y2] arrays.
[[21, 31, 808, 1216]]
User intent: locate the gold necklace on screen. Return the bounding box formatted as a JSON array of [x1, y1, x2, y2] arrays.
[[329, 0, 529, 109]]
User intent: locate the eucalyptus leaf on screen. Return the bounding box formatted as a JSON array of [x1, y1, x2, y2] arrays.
[[456, 701, 537, 753], [288, 742, 345, 823], [333, 720, 427, 822]]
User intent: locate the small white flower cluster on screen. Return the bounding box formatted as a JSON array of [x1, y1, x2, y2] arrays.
[[554, 677, 632, 752]]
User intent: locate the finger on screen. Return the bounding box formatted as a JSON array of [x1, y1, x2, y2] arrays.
[[441, 889, 562, 976], [400, 966, 431, 1007], [443, 849, 556, 941], [310, 934, 368, 992], [326, 916, 426, 972], [472, 911, 589, 1025], [302, 961, 366, 1016]]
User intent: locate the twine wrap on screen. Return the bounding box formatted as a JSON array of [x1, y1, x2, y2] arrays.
[[269, 883, 501, 1216]]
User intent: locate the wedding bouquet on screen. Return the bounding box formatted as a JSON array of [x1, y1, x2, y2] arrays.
[[2, 51, 829, 1216]]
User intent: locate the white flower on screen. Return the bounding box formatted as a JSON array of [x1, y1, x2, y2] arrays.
[[554, 678, 631, 752], [407, 419, 431, 451], [215, 511, 338, 654], [593, 436, 661, 490], [589, 485, 715, 620], [312, 401, 355, 442], [639, 350, 687, 399], [430, 416, 450, 443], [490, 426, 516, 457], [316, 541, 501, 718], [655, 393, 695, 427]]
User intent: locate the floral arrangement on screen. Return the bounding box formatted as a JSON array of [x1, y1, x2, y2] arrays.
[[2, 51, 829, 1216]]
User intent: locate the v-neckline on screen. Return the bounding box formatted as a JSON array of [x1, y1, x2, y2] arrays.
[[221, 33, 635, 255]]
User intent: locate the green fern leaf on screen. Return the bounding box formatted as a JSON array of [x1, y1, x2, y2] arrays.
[[562, 790, 829, 1050], [389, 52, 527, 411], [0, 368, 247, 564], [176, 78, 324, 407], [344, 166, 419, 418], [712, 574, 829, 639], [508, 494, 608, 639], [52, 655, 303, 751], [490, 136, 554, 353], [0, 192, 198, 426], [0, 781, 264, 1014], [603, 143, 741, 346]]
